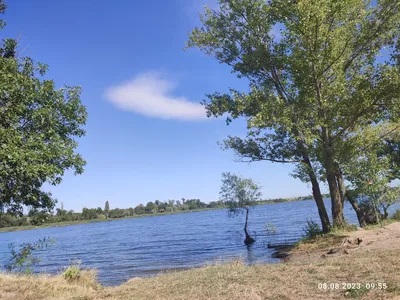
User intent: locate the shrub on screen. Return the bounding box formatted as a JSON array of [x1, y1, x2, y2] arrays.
[[303, 219, 322, 239], [0, 214, 21, 227], [97, 214, 107, 220], [391, 209, 400, 221], [63, 261, 82, 281], [265, 222, 277, 234], [5, 237, 55, 273]]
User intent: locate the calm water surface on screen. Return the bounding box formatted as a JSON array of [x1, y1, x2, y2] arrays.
[[0, 199, 398, 286]]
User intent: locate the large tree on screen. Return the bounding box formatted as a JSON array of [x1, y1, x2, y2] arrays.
[[0, 1, 87, 215], [187, 0, 400, 228]]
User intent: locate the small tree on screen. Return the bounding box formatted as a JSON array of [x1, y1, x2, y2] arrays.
[[344, 136, 397, 227], [5, 237, 55, 273], [378, 186, 400, 220], [104, 201, 110, 218], [220, 172, 262, 245]]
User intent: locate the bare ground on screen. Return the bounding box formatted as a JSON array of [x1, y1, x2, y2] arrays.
[[287, 221, 400, 263], [0, 222, 399, 300]]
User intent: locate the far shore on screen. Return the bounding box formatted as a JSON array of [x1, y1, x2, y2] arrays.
[[0, 197, 316, 233], [0, 207, 224, 233]]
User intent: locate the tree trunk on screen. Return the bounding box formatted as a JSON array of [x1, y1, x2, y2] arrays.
[[244, 207, 255, 245], [322, 128, 344, 227], [335, 165, 346, 207], [345, 190, 367, 228], [383, 206, 389, 220], [327, 172, 344, 227], [301, 152, 331, 233]]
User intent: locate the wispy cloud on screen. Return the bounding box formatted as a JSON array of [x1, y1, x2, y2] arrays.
[[105, 72, 207, 121]]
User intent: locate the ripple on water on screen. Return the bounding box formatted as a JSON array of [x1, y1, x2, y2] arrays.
[[0, 199, 399, 286]]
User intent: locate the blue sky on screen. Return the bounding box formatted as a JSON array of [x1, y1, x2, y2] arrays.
[[2, 0, 328, 211]]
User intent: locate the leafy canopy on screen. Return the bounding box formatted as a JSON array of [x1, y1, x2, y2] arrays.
[[220, 172, 262, 216], [187, 0, 400, 211], [187, 0, 400, 154], [0, 1, 87, 215]]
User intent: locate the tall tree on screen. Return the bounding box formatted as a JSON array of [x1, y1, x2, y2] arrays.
[[0, 1, 87, 215], [220, 172, 262, 245], [187, 0, 400, 228], [104, 201, 110, 217]]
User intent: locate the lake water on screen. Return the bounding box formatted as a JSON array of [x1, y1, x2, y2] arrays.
[[0, 199, 398, 286]]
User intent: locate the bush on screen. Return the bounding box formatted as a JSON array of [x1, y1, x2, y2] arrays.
[[303, 219, 322, 239], [63, 261, 82, 281], [5, 237, 56, 273], [265, 222, 277, 234], [391, 209, 400, 221], [97, 214, 107, 220], [3, 215, 20, 227]]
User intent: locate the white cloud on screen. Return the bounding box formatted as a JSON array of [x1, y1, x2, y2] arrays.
[[105, 72, 207, 121]]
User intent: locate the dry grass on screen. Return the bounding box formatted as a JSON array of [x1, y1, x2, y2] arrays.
[[0, 249, 399, 300], [295, 234, 347, 251], [0, 270, 99, 300]]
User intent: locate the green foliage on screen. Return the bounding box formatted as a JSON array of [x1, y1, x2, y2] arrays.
[[81, 208, 98, 220], [4, 237, 55, 273], [346, 184, 399, 224], [187, 0, 400, 229], [303, 219, 322, 239], [134, 204, 146, 215], [391, 209, 400, 221], [108, 208, 130, 218], [104, 201, 110, 216], [145, 202, 158, 214], [63, 260, 82, 281], [345, 286, 370, 299], [0, 197, 227, 228], [219, 172, 262, 216], [377, 140, 400, 180], [0, 213, 29, 227], [28, 210, 51, 225], [0, 3, 87, 215], [0, 0, 6, 30], [265, 222, 277, 234], [378, 185, 400, 219]]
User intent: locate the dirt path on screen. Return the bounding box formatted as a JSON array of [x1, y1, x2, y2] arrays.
[[347, 222, 400, 251], [285, 222, 400, 263]]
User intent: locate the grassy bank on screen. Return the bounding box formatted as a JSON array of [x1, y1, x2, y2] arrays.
[[0, 207, 223, 233], [0, 248, 399, 299]]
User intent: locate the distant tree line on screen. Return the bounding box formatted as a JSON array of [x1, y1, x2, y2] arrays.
[[0, 199, 226, 228], [0, 194, 326, 229]]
